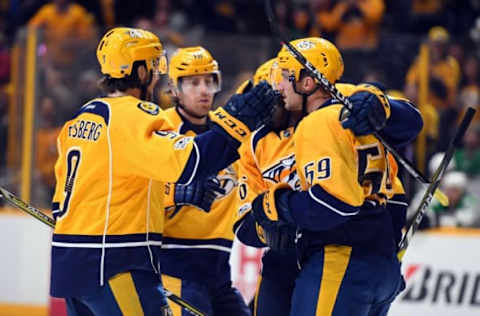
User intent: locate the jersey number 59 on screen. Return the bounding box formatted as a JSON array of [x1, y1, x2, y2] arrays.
[[304, 157, 331, 185]]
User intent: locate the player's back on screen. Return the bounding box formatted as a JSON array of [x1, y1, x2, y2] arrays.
[[51, 96, 179, 297], [53, 96, 167, 236]]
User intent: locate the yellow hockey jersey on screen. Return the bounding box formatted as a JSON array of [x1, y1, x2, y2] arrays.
[[295, 103, 395, 205], [236, 84, 413, 256], [289, 100, 406, 255], [160, 107, 238, 287], [51, 96, 217, 297]]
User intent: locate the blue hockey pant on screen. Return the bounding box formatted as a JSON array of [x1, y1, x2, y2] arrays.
[[66, 270, 169, 316], [290, 245, 403, 316]]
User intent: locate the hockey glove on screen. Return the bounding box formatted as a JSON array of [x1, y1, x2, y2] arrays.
[[341, 83, 391, 136], [235, 79, 254, 94], [251, 183, 297, 252], [167, 177, 225, 219], [211, 81, 279, 143]]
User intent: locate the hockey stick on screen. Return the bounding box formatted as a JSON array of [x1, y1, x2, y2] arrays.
[[397, 107, 476, 261], [0, 187, 56, 228], [264, 0, 449, 207], [0, 186, 206, 316]]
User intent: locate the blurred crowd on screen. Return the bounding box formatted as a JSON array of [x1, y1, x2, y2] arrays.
[[1, 0, 480, 229]]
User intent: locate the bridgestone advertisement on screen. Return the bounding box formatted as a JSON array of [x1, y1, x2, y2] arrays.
[[389, 233, 480, 315]]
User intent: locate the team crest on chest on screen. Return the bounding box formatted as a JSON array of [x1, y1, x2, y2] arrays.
[[262, 154, 301, 190]]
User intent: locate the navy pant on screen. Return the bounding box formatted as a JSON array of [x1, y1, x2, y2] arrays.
[[290, 245, 403, 316], [66, 270, 169, 316], [162, 274, 250, 316], [254, 249, 299, 316]]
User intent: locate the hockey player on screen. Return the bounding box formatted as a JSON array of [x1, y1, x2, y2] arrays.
[[250, 37, 418, 316], [159, 46, 250, 316], [237, 38, 422, 316], [50, 28, 277, 316]]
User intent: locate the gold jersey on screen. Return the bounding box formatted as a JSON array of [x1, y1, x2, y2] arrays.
[[51, 96, 201, 297], [160, 107, 238, 286], [295, 103, 396, 206]]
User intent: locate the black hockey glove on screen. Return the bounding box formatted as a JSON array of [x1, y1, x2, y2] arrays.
[[211, 81, 279, 143], [341, 83, 391, 136], [251, 183, 297, 252], [168, 177, 225, 219]]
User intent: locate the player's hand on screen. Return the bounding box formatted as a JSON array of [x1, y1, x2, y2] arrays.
[[235, 79, 254, 94], [341, 83, 391, 136], [169, 177, 225, 218], [251, 183, 297, 252], [211, 81, 279, 142]]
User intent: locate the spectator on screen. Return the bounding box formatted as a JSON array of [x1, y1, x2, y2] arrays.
[[151, 0, 185, 47], [454, 123, 480, 178], [309, 0, 333, 38], [409, 0, 446, 33], [427, 171, 480, 228], [314, 0, 385, 50], [290, 4, 312, 39], [406, 26, 460, 111], [28, 0, 95, 67], [402, 82, 439, 174], [42, 65, 75, 120], [35, 96, 61, 201], [459, 54, 480, 121]]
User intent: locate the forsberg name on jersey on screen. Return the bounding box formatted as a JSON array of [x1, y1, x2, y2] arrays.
[[68, 120, 103, 141]]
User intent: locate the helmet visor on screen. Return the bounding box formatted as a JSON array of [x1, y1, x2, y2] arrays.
[[179, 73, 221, 94]]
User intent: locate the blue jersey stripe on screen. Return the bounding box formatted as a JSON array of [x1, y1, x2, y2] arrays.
[[72, 100, 111, 125]]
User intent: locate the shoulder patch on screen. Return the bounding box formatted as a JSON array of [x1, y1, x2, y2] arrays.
[[174, 137, 193, 150], [137, 102, 160, 115]]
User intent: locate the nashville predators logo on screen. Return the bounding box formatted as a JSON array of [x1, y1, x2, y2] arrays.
[[296, 40, 315, 50], [137, 102, 160, 115], [214, 166, 238, 200], [262, 154, 301, 190]]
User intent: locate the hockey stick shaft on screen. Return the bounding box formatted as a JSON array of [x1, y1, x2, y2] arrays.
[[397, 107, 476, 261], [163, 290, 205, 316], [0, 186, 206, 316], [0, 186, 56, 228], [264, 0, 441, 191]]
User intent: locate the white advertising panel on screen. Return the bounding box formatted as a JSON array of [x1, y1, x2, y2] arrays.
[[389, 233, 480, 315]]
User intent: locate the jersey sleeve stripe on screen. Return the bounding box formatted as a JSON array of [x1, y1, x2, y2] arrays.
[[308, 185, 360, 216], [53, 233, 164, 243], [251, 125, 270, 153], [176, 140, 200, 185]]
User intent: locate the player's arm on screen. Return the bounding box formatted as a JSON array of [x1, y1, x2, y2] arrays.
[[252, 107, 365, 232], [184, 81, 279, 183], [233, 138, 269, 248], [341, 83, 423, 148], [378, 97, 423, 148], [117, 82, 277, 183]]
